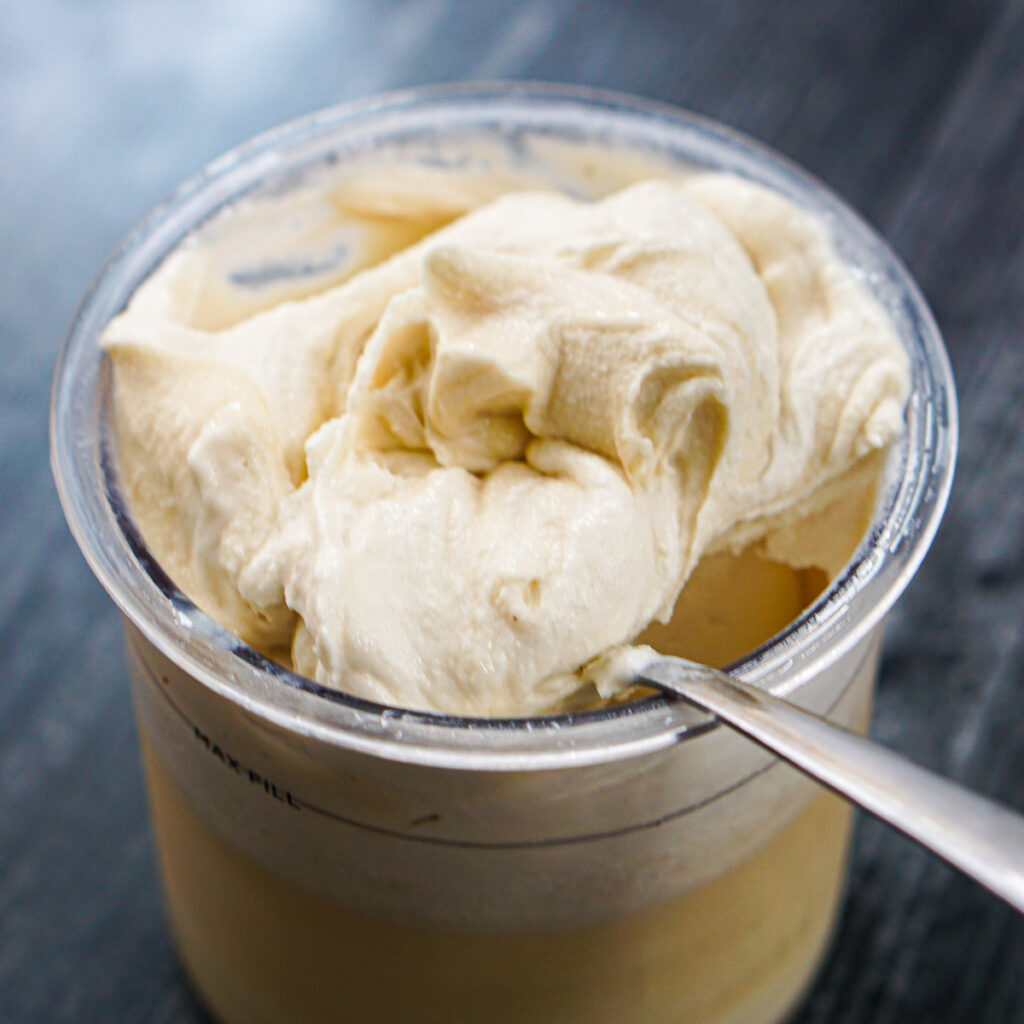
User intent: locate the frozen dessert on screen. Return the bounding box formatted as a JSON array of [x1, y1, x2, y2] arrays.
[[52, 87, 956, 1024], [103, 169, 909, 716]]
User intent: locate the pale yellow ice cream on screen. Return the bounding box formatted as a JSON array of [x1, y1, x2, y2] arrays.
[[104, 172, 908, 716]]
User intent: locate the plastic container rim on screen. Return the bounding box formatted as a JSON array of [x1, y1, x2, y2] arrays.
[[50, 81, 958, 771]]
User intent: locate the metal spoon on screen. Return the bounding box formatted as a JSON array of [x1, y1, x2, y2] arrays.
[[636, 657, 1024, 913]]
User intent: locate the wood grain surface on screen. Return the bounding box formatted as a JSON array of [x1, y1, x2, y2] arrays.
[[2, 1, 1023, 1021]]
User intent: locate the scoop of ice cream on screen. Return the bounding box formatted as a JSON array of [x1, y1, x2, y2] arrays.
[[105, 174, 909, 715]]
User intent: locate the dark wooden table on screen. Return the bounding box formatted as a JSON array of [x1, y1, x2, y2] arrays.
[[3, 1, 1023, 1021]]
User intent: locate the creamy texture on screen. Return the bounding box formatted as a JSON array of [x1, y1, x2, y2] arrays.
[[104, 172, 909, 716]]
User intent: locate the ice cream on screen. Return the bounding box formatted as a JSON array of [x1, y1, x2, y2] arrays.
[[103, 170, 909, 717], [52, 89, 956, 1024]]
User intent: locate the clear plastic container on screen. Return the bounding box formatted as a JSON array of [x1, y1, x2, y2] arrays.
[[51, 83, 956, 1024]]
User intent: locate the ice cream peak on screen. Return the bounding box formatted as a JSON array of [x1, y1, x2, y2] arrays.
[[104, 173, 909, 716]]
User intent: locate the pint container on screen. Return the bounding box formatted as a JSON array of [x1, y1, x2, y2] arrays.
[[51, 84, 957, 1024]]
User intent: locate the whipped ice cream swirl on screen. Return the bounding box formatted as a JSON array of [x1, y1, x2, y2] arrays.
[[104, 174, 909, 716]]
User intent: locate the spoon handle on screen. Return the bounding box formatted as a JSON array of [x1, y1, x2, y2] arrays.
[[638, 658, 1024, 913]]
